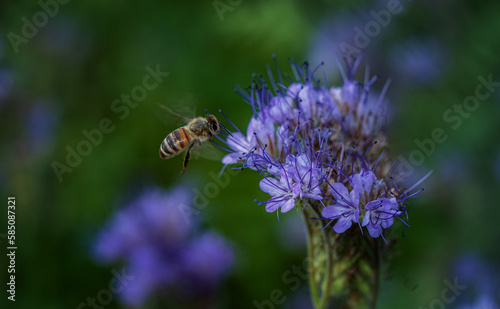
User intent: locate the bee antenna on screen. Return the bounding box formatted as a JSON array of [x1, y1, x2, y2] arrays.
[[204, 109, 212, 115]]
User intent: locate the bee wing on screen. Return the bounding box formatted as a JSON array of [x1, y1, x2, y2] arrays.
[[153, 95, 197, 127], [189, 140, 224, 162]]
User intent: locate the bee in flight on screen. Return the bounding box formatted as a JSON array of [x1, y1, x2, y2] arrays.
[[158, 105, 231, 173]]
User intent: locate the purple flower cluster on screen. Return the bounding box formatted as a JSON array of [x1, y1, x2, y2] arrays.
[[217, 57, 428, 241], [319, 152, 422, 242], [93, 185, 234, 306]]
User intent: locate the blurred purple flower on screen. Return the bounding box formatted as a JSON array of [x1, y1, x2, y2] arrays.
[[182, 232, 235, 287], [308, 11, 378, 78], [389, 38, 445, 86], [37, 17, 92, 62], [120, 246, 173, 307], [93, 185, 234, 306], [26, 102, 58, 153], [457, 294, 499, 309], [453, 254, 500, 309]]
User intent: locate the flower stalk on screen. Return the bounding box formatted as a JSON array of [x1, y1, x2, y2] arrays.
[[303, 198, 382, 309]]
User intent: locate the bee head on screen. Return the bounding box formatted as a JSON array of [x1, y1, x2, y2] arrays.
[[206, 115, 220, 134]]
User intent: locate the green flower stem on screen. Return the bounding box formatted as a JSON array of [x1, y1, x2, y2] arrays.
[[304, 207, 320, 308], [303, 202, 331, 309], [370, 239, 380, 309], [317, 228, 334, 309], [302, 200, 382, 309]]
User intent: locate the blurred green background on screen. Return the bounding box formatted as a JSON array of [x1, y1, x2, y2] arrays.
[[1, 0, 499, 308]]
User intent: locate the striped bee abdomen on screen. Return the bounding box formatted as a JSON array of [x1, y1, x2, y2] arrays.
[[159, 127, 192, 159]]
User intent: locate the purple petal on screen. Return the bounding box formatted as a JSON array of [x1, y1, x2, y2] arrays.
[[222, 153, 241, 165], [269, 96, 293, 123], [292, 182, 301, 199], [380, 217, 394, 229], [267, 164, 281, 176], [365, 197, 397, 211], [259, 177, 285, 196], [247, 117, 275, 146], [330, 183, 349, 202], [296, 154, 310, 168], [304, 192, 323, 200], [280, 198, 296, 213], [333, 215, 353, 233], [352, 171, 376, 197], [366, 223, 382, 238], [342, 80, 360, 105], [349, 187, 360, 207], [322, 205, 343, 218], [352, 207, 360, 223], [287, 83, 303, 98], [265, 198, 290, 213], [361, 212, 371, 227], [265, 200, 281, 213], [226, 132, 250, 152]]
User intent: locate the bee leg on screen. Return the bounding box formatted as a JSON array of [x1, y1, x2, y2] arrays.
[[181, 140, 201, 174], [182, 142, 196, 174]]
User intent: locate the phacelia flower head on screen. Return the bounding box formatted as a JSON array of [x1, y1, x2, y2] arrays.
[[93, 185, 234, 307], [217, 55, 430, 242]]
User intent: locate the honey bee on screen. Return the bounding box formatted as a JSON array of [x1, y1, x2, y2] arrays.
[[158, 105, 230, 173]]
